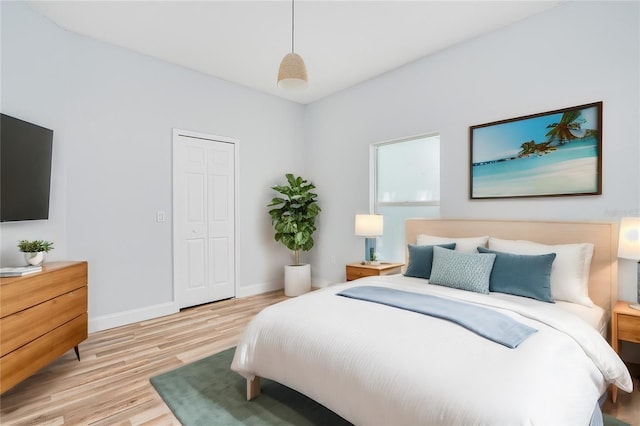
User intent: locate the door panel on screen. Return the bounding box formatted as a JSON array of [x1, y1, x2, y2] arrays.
[[173, 130, 236, 309], [187, 239, 206, 290]]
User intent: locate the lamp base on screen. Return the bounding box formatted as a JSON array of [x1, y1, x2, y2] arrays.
[[364, 237, 377, 262], [629, 303, 640, 311]]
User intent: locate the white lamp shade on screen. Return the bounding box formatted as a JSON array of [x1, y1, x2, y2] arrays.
[[618, 217, 640, 260], [277, 53, 308, 89], [355, 214, 383, 237]]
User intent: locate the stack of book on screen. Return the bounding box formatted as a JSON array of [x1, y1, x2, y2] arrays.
[[0, 265, 43, 277]]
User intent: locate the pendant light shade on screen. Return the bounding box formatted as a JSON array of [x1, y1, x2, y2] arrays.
[[278, 53, 308, 89], [277, 0, 308, 89]]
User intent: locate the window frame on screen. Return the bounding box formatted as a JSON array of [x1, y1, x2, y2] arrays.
[[370, 133, 441, 213], [368, 133, 441, 261]]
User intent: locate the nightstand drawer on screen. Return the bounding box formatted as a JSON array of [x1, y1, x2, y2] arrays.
[[345, 263, 404, 281], [618, 314, 640, 343], [346, 266, 378, 281]]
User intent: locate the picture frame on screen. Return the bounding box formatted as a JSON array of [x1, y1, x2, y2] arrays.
[[469, 101, 602, 199]]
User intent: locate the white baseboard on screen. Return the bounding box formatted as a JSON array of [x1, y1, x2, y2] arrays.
[[89, 301, 178, 333], [235, 278, 340, 298], [236, 281, 283, 298], [89, 279, 337, 333], [311, 277, 334, 288]]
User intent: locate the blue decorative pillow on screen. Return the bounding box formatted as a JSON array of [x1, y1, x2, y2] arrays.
[[477, 246, 556, 303], [429, 246, 496, 294], [404, 243, 456, 279]]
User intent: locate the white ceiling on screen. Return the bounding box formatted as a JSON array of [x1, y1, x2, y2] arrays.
[[28, 1, 560, 105]]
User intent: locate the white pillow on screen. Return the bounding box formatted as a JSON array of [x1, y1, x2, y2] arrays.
[[417, 234, 489, 254], [488, 237, 594, 307]]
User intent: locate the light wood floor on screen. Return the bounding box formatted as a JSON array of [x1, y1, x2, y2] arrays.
[[0, 290, 288, 425], [1, 290, 638, 425]]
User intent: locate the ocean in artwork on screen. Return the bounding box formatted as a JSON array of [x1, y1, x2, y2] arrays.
[[472, 136, 599, 198]]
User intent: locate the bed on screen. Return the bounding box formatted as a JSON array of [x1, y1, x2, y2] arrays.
[[231, 219, 633, 425]]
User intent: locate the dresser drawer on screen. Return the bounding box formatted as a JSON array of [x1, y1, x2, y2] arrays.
[[1, 262, 87, 318], [0, 313, 87, 393], [618, 314, 640, 343], [0, 286, 87, 357]]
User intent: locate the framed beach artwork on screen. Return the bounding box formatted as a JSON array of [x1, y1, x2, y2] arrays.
[[470, 101, 602, 199]]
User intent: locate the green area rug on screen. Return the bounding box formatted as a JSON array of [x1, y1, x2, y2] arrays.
[[603, 414, 631, 426], [150, 347, 628, 426], [150, 347, 351, 426]]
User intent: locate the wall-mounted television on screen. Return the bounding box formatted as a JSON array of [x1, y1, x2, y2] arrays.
[[1, 114, 54, 222]]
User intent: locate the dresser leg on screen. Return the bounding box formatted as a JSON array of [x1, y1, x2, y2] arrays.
[[74, 345, 81, 361]]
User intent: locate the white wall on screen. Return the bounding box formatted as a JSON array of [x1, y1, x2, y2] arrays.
[[1, 2, 306, 330], [1, 0, 70, 266], [305, 1, 640, 300]]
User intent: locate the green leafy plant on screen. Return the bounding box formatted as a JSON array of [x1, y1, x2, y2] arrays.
[[268, 174, 321, 266], [18, 240, 54, 253]]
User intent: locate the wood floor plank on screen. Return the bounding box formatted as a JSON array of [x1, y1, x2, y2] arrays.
[[89, 398, 178, 426]]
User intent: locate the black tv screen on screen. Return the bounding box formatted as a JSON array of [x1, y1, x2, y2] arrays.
[[1, 114, 53, 222]]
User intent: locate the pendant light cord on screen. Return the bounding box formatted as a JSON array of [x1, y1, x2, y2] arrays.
[[291, 0, 295, 53]]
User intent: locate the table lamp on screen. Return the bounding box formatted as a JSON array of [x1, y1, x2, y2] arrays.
[[618, 217, 640, 310], [355, 214, 383, 263]]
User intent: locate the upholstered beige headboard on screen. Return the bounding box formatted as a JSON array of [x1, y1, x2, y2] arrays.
[[405, 219, 618, 314]]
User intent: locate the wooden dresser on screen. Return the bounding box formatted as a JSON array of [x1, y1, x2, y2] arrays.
[[0, 261, 88, 394]]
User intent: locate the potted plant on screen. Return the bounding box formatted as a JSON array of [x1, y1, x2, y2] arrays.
[[268, 174, 321, 296], [18, 240, 54, 266]]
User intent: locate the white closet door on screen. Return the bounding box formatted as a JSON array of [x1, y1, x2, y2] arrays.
[[173, 130, 236, 309]]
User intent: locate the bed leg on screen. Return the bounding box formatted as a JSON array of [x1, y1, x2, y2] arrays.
[[247, 376, 261, 400]]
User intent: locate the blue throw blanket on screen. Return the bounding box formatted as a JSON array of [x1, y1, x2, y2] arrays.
[[337, 286, 537, 348]]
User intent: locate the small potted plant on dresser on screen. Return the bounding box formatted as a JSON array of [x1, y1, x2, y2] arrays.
[[268, 174, 321, 296], [18, 240, 54, 266]]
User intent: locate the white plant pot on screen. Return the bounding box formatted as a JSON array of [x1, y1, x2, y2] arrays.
[[284, 264, 311, 297], [25, 252, 45, 266]]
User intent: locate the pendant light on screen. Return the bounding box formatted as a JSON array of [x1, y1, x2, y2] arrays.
[[277, 0, 308, 89]]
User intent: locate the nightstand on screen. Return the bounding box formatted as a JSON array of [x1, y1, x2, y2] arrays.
[[346, 262, 404, 281], [611, 301, 640, 403]]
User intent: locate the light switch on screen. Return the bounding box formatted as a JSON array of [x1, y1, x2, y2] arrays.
[[156, 211, 166, 222]]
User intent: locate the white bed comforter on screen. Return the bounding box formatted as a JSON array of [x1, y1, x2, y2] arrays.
[[231, 275, 633, 425]]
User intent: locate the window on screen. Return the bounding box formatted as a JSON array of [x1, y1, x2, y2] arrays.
[[372, 134, 440, 261]]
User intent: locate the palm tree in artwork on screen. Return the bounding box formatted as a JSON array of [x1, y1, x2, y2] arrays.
[[533, 141, 557, 155], [518, 140, 557, 157], [545, 110, 586, 144], [518, 140, 537, 157]]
